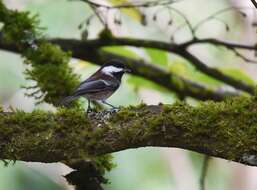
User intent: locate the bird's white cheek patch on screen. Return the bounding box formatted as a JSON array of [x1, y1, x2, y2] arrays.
[[102, 66, 123, 75]]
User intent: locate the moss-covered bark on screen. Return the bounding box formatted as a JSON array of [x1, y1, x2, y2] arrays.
[[0, 1, 110, 187], [0, 95, 257, 166], [0, 1, 79, 106]]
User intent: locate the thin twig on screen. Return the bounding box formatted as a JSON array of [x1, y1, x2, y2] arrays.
[[193, 6, 254, 34], [152, 6, 195, 38], [176, 49, 254, 94], [250, 0, 257, 9], [168, 6, 195, 38], [200, 156, 210, 190], [88, 4, 106, 27], [78, 0, 181, 9], [232, 49, 257, 64], [181, 38, 257, 51]]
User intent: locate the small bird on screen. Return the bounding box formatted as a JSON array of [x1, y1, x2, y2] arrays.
[[60, 60, 131, 111]]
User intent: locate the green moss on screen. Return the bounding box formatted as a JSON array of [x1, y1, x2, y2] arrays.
[[163, 96, 257, 159], [94, 154, 115, 173], [0, 108, 115, 181], [0, 94, 257, 166], [99, 94, 257, 163], [0, 0, 114, 182], [0, 1, 79, 106]]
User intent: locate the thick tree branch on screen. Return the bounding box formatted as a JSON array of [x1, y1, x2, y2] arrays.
[[0, 37, 237, 101], [0, 95, 257, 166], [50, 37, 255, 94], [69, 49, 238, 101], [76, 36, 257, 52]]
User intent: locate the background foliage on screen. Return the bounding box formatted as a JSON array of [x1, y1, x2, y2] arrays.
[[0, 0, 256, 190]]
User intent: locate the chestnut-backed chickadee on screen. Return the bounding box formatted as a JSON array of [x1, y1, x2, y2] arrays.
[[60, 60, 131, 111]]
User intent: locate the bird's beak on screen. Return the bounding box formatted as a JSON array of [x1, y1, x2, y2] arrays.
[[124, 68, 132, 73]]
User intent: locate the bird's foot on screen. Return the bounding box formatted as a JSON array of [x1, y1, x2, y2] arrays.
[[108, 107, 120, 113], [86, 108, 94, 114]]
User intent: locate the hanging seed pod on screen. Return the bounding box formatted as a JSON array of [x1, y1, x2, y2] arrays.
[[168, 19, 173, 26], [117, 19, 122, 25], [254, 44, 257, 57], [86, 17, 91, 26], [114, 18, 122, 25], [225, 24, 230, 32], [78, 22, 83, 30], [170, 35, 174, 42], [153, 14, 157, 21], [81, 30, 88, 40], [141, 14, 147, 26], [114, 18, 119, 24]]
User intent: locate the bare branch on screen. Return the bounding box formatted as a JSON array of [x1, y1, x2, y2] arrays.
[[250, 0, 257, 9], [181, 38, 257, 51], [200, 156, 210, 190], [61, 37, 255, 94], [88, 3, 106, 27], [76, 0, 181, 9], [232, 49, 257, 64], [175, 49, 254, 94], [193, 7, 253, 35], [0, 34, 254, 96], [153, 6, 195, 38], [0, 36, 236, 101]]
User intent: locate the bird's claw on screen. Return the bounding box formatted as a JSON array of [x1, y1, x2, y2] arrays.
[[109, 107, 120, 113], [86, 108, 94, 114]]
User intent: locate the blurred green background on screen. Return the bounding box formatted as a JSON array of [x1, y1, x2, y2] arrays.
[[0, 0, 256, 190]]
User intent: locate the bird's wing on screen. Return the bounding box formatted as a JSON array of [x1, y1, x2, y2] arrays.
[[73, 79, 113, 96]]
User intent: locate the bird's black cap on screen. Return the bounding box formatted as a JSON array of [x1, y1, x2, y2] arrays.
[[102, 59, 131, 72]]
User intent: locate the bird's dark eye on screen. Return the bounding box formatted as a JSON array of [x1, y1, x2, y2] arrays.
[[113, 71, 122, 75]]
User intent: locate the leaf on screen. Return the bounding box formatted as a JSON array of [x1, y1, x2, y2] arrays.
[[219, 67, 255, 85], [103, 46, 140, 59], [127, 75, 170, 93], [170, 61, 255, 87], [169, 61, 221, 86], [145, 48, 168, 66], [108, 0, 143, 22]]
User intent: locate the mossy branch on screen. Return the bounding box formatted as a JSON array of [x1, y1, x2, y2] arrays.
[[1, 95, 257, 166], [0, 0, 79, 106]]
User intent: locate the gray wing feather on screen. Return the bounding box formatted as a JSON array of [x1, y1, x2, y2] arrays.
[[74, 79, 112, 96]]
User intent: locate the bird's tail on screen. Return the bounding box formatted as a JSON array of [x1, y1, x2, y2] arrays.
[[58, 95, 78, 107]]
